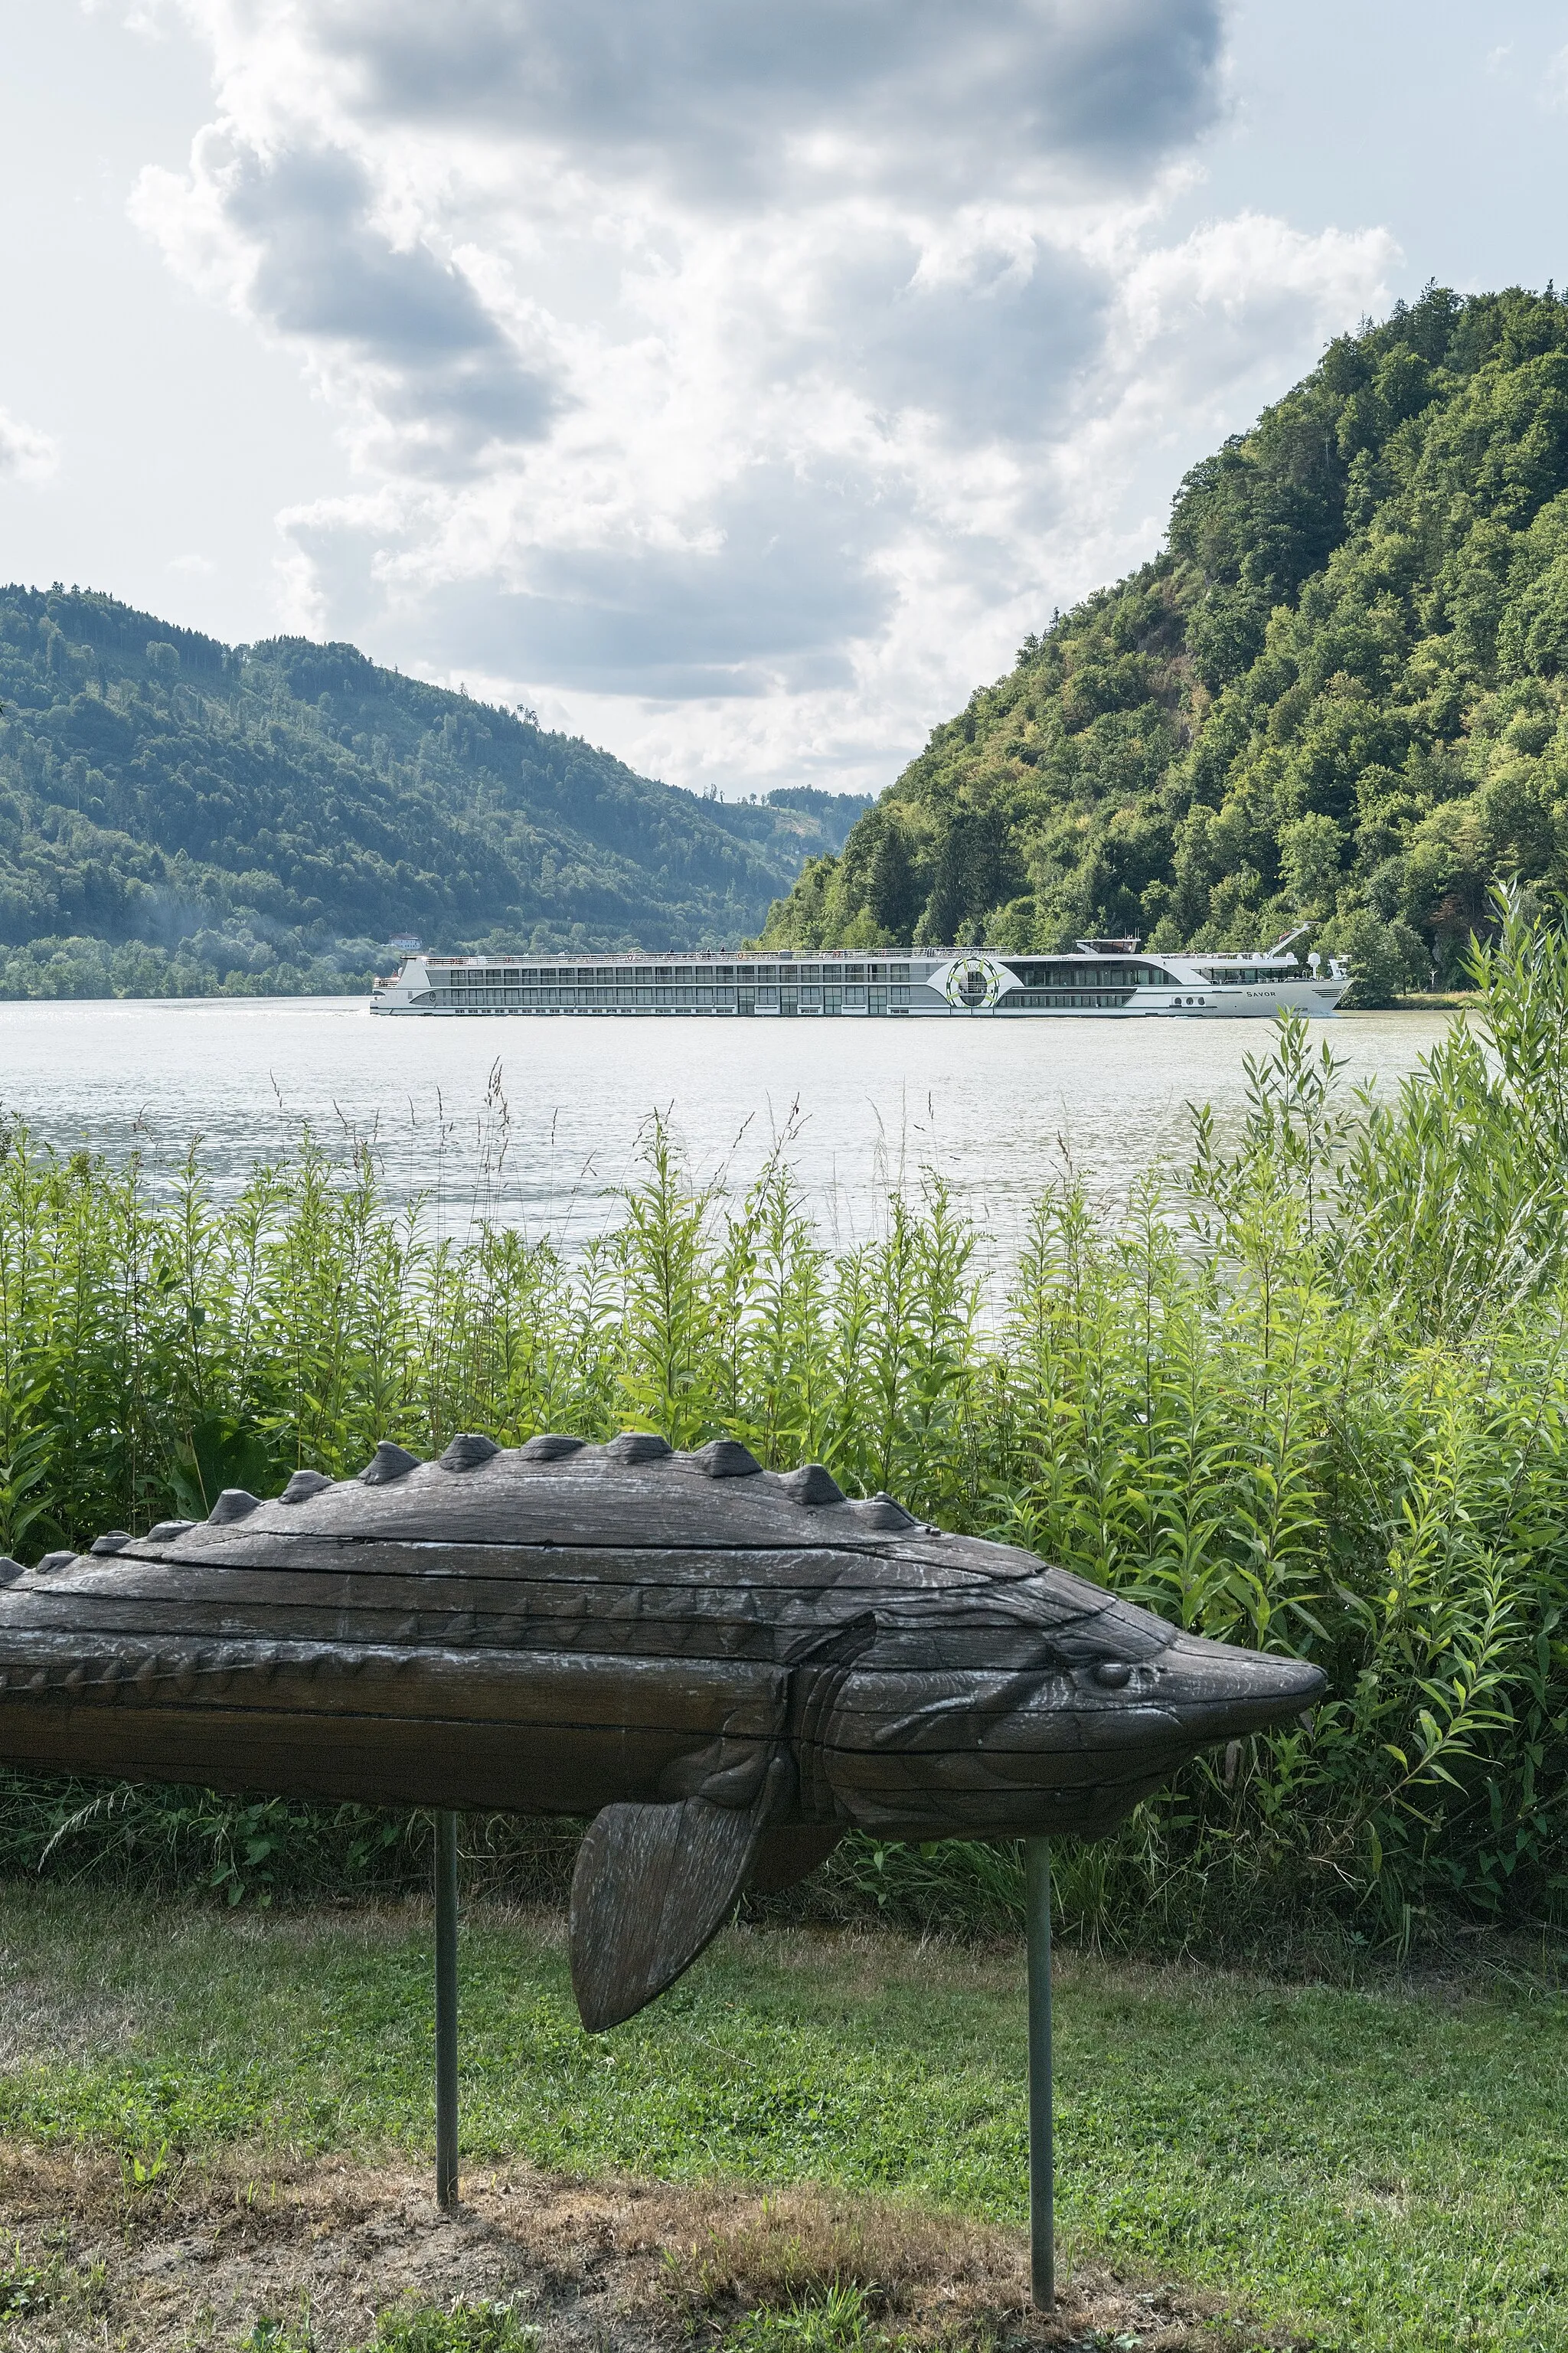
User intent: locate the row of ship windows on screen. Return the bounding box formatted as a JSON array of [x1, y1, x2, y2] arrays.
[[434, 964, 915, 987], [431, 985, 912, 1008], [1010, 992, 1132, 1008], [1005, 993, 1211, 1008], [432, 966, 1222, 996], [1011, 967, 1156, 989]]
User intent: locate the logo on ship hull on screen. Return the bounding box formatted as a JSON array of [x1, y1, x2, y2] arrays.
[[942, 954, 1008, 1011]]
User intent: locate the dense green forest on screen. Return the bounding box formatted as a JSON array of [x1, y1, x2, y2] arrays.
[[0, 588, 867, 998], [763, 283, 1568, 1000]]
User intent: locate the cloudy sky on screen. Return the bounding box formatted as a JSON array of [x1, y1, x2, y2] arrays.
[[3, 5, 1566, 796]]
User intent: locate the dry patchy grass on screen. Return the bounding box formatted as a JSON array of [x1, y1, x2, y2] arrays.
[[0, 2143, 1294, 2353]]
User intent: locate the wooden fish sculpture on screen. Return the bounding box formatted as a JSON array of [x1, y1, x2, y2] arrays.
[[0, 1432, 1324, 2030]]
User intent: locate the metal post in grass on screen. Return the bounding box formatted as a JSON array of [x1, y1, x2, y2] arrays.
[[1025, 1835, 1054, 2310], [435, 1809, 459, 2209]]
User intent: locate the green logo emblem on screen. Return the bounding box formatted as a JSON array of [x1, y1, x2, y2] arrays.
[[944, 956, 1004, 1010]]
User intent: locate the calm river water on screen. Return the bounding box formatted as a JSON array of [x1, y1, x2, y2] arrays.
[[0, 998, 1454, 1259]]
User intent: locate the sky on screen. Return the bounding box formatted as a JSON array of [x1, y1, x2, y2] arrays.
[[2, 5, 1568, 800]]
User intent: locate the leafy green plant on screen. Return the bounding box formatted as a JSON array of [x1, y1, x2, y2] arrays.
[[129, 2142, 169, 2185], [0, 2237, 50, 2315], [726, 2282, 892, 2353], [246, 2317, 314, 2351], [364, 2300, 537, 2352]]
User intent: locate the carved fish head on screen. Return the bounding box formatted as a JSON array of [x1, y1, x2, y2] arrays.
[[812, 1575, 1325, 1844]]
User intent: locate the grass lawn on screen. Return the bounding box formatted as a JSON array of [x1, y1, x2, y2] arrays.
[[1, 1888, 1566, 2351]]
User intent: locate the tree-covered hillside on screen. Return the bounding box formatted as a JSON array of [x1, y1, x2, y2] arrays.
[[0, 588, 867, 998], [762, 285, 1568, 1000]]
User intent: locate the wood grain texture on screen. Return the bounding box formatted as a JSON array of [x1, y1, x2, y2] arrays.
[[0, 1432, 1325, 2029], [570, 1769, 791, 2031]]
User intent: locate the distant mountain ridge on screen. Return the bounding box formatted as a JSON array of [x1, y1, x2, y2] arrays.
[[760, 284, 1568, 1003], [0, 587, 868, 998]]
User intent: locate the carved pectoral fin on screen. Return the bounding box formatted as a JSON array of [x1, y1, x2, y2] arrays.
[[570, 1757, 789, 2033]]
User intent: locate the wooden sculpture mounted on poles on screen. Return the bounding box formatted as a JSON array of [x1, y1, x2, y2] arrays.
[[0, 1431, 1323, 2287]]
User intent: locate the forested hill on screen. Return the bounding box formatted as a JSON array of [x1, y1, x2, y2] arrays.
[[0, 588, 869, 998], [762, 284, 1568, 999]]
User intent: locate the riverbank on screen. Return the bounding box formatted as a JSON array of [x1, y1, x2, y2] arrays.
[[2, 1888, 1563, 2352]]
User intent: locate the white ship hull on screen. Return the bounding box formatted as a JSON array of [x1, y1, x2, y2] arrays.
[[371, 946, 1350, 1020]]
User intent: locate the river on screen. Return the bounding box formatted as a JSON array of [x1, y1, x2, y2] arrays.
[[0, 998, 1455, 1258]]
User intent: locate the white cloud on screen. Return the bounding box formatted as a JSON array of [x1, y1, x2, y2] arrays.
[[1547, 44, 1568, 110], [0, 407, 60, 486], [128, 0, 1396, 794]]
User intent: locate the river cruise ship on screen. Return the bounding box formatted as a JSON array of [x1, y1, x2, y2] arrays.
[[371, 935, 1350, 1019]]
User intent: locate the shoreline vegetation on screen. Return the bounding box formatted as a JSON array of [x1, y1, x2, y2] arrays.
[[1, 891, 1566, 1957]]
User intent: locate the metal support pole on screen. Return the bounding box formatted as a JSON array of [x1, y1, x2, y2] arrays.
[[435, 1809, 459, 2209], [1024, 1836, 1054, 2310]]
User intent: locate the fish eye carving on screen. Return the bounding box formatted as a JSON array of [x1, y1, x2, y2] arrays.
[[1093, 1661, 1133, 1688]]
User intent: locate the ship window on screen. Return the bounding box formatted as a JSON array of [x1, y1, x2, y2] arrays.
[[844, 965, 865, 982]]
